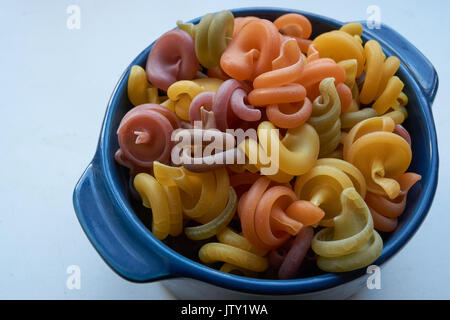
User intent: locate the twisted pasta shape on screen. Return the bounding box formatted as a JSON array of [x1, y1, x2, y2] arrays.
[[189, 79, 260, 131], [162, 78, 223, 121], [134, 173, 183, 240], [153, 162, 230, 224], [296, 44, 346, 101], [268, 226, 314, 279], [233, 16, 259, 37], [146, 29, 200, 91], [199, 242, 268, 272], [213, 227, 268, 276], [238, 121, 320, 182], [294, 161, 363, 227], [177, 10, 234, 68], [343, 117, 412, 199], [273, 13, 312, 53], [238, 177, 324, 250], [312, 27, 365, 77], [360, 40, 405, 115], [366, 172, 421, 232], [220, 18, 281, 81], [184, 187, 237, 240], [127, 65, 159, 106], [249, 38, 312, 129], [311, 187, 383, 272], [308, 78, 342, 157], [115, 104, 180, 174]]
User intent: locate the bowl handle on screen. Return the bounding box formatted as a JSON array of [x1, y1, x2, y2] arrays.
[[73, 162, 172, 282], [358, 22, 439, 104]]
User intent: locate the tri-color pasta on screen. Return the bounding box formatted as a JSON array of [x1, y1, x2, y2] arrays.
[[114, 11, 421, 279]]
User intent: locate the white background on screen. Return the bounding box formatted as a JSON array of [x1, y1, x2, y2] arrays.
[[1, 0, 449, 299]]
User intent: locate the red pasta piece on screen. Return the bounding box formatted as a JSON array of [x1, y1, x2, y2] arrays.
[[116, 104, 180, 174], [146, 29, 200, 91]]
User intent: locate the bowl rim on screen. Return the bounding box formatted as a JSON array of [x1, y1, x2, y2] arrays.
[[93, 7, 439, 295]]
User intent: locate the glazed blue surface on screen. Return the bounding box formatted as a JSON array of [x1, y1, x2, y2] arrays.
[[73, 7, 439, 295]]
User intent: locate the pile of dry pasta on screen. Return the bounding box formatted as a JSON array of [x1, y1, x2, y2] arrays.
[[115, 11, 421, 279]]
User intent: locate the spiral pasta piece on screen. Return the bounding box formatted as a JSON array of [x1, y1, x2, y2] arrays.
[[273, 13, 312, 53], [134, 173, 183, 240], [340, 22, 363, 38], [360, 40, 405, 115], [217, 227, 268, 256], [115, 104, 180, 174], [199, 242, 268, 272], [184, 187, 237, 240], [249, 38, 312, 129], [189, 79, 260, 130], [297, 44, 346, 101], [177, 10, 234, 68], [238, 177, 324, 250], [366, 172, 421, 232], [311, 188, 382, 272], [344, 117, 412, 199], [238, 121, 319, 181], [312, 28, 365, 77], [153, 162, 230, 223], [127, 65, 159, 106], [294, 164, 353, 227], [308, 78, 342, 157], [164, 78, 223, 121], [233, 16, 259, 37], [220, 19, 281, 81], [146, 29, 200, 91]]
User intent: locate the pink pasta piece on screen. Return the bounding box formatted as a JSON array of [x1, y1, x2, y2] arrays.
[[146, 30, 200, 91]]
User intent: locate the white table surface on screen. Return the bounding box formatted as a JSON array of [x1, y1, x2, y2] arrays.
[[1, 0, 449, 299]]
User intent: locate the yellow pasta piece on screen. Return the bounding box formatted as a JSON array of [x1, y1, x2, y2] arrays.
[[127, 65, 160, 106], [165, 78, 223, 120], [294, 165, 354, 226], [134, 173, 171, 240], [315, 158, 366, 198], [344, 117, 412, 199], [311, 188, 382, 272], [312, 30, 365, 76], [308, 78, 342, 157], [217, 227, 268, 256], [238, 121, 319, 182], [339, 22, 363, 37], [199, 243, 268, 272], [384, 106, 408, 124]]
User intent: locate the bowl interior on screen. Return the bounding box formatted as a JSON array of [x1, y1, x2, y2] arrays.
[[98, 8, 437, 294]]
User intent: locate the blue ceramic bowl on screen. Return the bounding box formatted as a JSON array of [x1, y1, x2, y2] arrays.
[[73, 7, 439, 299]]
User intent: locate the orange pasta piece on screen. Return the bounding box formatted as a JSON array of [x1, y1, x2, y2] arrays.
[[273, 13, 312, 53], [366, 172, 421, 232], [297, 44, 346, 101], [221, 19, 281, 81]]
